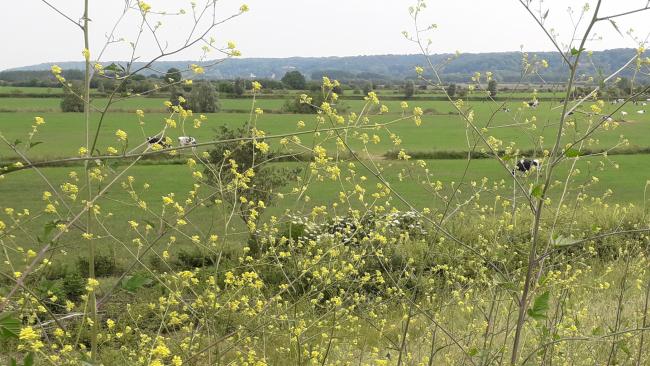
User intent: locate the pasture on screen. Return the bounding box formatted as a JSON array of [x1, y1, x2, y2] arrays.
[[1, 151, 648, 266], [1, 96, 649, 161], [2, 84, 650, 365]]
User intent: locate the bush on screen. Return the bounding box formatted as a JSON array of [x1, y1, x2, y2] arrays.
[[404, 80, 415, 99], [77, 254, 118, 278], [282, 93, 351, 114], [60, 82, 85, 112], [169, 86, 189, 110], [282, 93, 323, 113], [176, 249, 216, 268], [281, 70, 306, 90], [189, 81, 219, 113], [63, 270, 85, 301], [204, 125, 300, 254]]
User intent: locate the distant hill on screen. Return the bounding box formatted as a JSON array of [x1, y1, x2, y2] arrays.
[[2, 49, 643, 83]]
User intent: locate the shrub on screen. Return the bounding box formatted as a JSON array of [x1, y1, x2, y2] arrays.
[[63, 270, 85, 301], [404, 80, 415, 98], [282, 93, 324, 113], [189, 81, 219, 113], [77, 254, 118, 278], [60, 82, 85, 112], [176, 249, 216, 268], [203, 125, 300, 254], [281, 70, 306, 90]]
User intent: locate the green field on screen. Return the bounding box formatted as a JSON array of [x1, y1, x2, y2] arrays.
[[1, 152, 647, 268], [0, 86, 65, 95], [1, 98, 648, 162], [2, 87, 647, 266]]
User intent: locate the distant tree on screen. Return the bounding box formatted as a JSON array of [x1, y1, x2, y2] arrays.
[[169, 86, 189, 110], [217, 81, 234, 94], [362, 81, 373, 95], [189, 81, 219, 113], [307, 81, 321, 92], [131, 74, 146, 81], [446, 83, 457, 97], [332, 84, 343, 95], [131, 79, 155, 94], [404, 80, 415, 99], [60, 82, 85, 112], [281, 71, 306, 90], [282, 92, 325, 114], [487, 80, 498, 97], [165, 68, 182, 84], [233, 78, 245, 96], [616, 77, 632, 95], [259, 79, 284, 90]]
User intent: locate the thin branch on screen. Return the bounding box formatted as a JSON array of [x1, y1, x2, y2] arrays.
[[40, 0, 83, 30]]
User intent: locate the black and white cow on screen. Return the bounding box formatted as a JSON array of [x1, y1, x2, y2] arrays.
[[178, 136, 197, 146], [527, 100, 539, 108], [146, 136, 170, 148], [513, 158, 541, 175]]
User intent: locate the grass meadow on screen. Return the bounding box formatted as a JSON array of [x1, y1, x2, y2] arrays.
[[1, 97, 649, 161], [2, 84, 650, 366]]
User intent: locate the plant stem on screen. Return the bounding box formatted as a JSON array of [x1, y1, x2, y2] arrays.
[[82, 0, 97, 361]]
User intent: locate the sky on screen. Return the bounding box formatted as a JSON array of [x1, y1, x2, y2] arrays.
[[1, 0, 649, 70]]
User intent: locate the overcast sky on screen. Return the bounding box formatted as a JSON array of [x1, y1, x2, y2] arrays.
[[1, 0, 649, 70]]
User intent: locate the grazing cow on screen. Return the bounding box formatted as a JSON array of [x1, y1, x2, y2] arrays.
[[178, 136, 197, 146], [146, 136, 170, 148], [502, 107, 511, 113], [513, 158, 540, 175], [527, 100, 539, 108], [621, 111, 628, 116], [638, 110, 646, 114]]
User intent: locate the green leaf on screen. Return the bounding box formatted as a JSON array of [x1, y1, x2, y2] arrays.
[[542, 9, 549, 19], [570, 47, 585, 56], [527, 291, 550, 321], [530, 184, 544, 199], [28, 142, 43, 149], [564, 148, 581, 158], [553, 235, 579, 247], [104, 63, 125, 73], [121, 273, 152, 293], [13, 139, 22, 147], [0, 312, 21, 340], [38, 220, 61, 244], [23, 353, 34, 366]]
